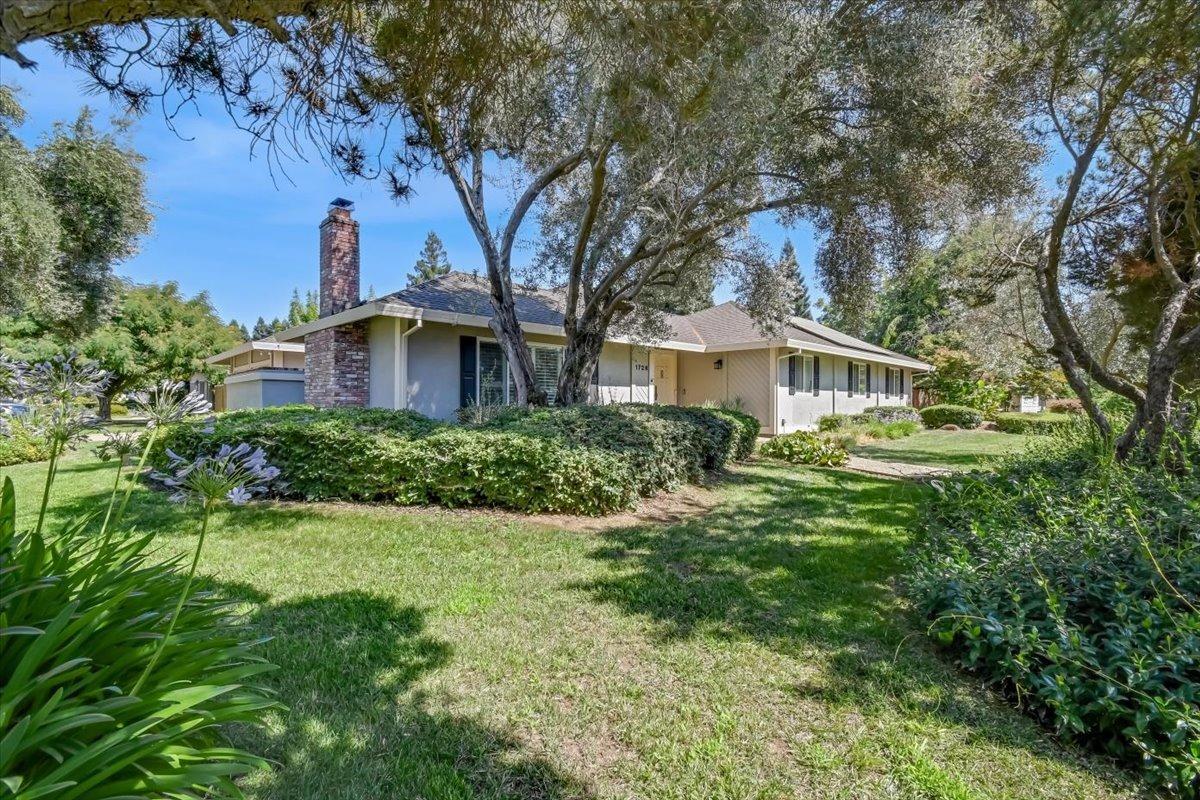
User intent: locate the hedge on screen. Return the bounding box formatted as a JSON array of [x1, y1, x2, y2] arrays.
[[0, 417, 51, 467], [919, 404, 983, 429], [151, 404, 757, 515], [859, 405, 921, 424], [994, 412, 1076, 435]]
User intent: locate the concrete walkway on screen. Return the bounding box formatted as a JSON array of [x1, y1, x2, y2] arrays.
[[843, 455, 951, 481]]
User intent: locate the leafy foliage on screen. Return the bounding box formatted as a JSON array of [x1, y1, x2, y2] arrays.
[[758, 431, 848, 466], [152, 404, 757, 515], [993, 412, 1077, 436], [919, 405, 983, 429], [0, 476, 278, 798], [859, 405, 922, 424], [0, 414, 50, 467], [915, 337, 1010, 415], [0, 89, 151, 337], [907, 435, 1200, 795]]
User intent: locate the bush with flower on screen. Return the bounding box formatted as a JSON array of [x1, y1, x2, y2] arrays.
[[1, 359, 281, 797]]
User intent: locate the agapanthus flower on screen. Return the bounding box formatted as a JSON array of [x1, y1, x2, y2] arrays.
[[151, 442, 280, 506], [129, 380, 212, 428], [96, 430, 140, 464], [26, 350, 110, 404], [22, 403, 95, 451]]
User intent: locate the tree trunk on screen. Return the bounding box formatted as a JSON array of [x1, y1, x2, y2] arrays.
[[97, 392, 114, 421], [486, 270, 545, 406], [557, 322, 606, 406]]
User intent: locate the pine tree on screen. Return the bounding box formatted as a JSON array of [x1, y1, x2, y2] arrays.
[[408, 231, 452, 285], [778, 240, 812, 318], [304, 290, 319, 320], [251, 316, 272, 340], [287, 289, 305, 327], [229, 319, 250, 340]]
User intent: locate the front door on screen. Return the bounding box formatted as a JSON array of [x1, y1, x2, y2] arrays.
[[650, 350, 677, 405]]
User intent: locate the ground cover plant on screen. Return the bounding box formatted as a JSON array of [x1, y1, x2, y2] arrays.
[[758, 431, 849, 466], [816, 411, 921, 449], [908, 432, 1200, 795], [153, 404, 758, 515], [2, 444, 1140, 799]]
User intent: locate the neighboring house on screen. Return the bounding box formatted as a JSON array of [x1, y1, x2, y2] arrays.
[[208, 200, 929, 434]]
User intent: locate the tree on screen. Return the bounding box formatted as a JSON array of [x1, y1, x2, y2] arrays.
[[0, 86, 151, 337], [407, 232, 452, 285], [996, 0, 1200, 459], [286, 288, 318, 327], [229, 319, 250, 340], [779, 241, 812, 319]]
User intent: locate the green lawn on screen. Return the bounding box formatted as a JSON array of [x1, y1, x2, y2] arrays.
[[2, 449, 1137, 799], [852, 429, 1033, 470]]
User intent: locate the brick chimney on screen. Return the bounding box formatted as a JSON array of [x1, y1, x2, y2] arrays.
[[319, 198, 360, 316], [306, 199, 369, 407]]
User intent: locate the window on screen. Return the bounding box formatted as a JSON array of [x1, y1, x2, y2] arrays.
[[885, 367, 902, 397], [800, 355, 814, 393], [477, 340, 562, 405], [848, 362, 869, 396]]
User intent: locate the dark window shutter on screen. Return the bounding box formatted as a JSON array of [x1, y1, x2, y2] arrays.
[[847, 362, 854, 396], [866, 364, 872, 394], [459, 336, 477, 406], [788, 356, 796, 395], [900, 370, 905, 396], [885, 368, 892, 397], [812, 356, 820, 396]]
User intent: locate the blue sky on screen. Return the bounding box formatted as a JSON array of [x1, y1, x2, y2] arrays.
[[6, 42, 816, 328]]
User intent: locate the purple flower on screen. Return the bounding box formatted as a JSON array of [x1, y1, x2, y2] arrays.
[[227, 486, 252, 505]]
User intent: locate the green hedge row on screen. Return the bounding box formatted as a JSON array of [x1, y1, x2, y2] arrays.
[[152, 404, 759, 515], [919, 404, 983, 429], [993, 411, 1076, 435]]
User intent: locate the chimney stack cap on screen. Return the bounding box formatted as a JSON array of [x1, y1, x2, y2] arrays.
[[329, 197, 355, 211]]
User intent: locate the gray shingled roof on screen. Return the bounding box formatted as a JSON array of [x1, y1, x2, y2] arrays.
[[373, 271, 925, 366], [375, 271, 567, 326]]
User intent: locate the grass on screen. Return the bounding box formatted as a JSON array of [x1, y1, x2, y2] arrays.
[[851, 429, 1033, 470], [3, 447, 1138, 799]]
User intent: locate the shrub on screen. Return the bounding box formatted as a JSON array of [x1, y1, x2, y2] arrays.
[[993, 411, 1076, 435], [759, 431, 849, 466], [818, 413, 849, 432], [859, 405, 921, 424], [919, 404, 983, 429], [1046, 397, 1083, 414], [908, 436, 1199, 795], [154, 404, 753, 515], [0, 414, 51, 466]]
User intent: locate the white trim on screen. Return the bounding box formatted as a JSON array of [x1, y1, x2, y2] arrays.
[[206, 340, 305, 365], [222, 368, 305, 385]]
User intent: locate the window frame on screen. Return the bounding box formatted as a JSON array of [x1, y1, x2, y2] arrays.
[[885, 366, 902, 398], [476, 338, 564, 405], [850, 361, 868, 396], [800, 355, 815, 394]]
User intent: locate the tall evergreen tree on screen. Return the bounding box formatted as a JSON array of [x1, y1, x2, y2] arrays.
[[229, 319, 250, 340], [251, 317, 272, 340], [778, 240, 812, 318], [286, 287, 319, 327], [408, 231, 452, 285]]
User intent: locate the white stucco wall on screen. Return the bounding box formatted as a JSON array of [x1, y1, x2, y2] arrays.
[[774, 353, 913, 432]]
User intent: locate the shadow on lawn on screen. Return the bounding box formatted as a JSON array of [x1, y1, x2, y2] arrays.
[[578, 463, 1128, 774], [227, 590, 589, 800]]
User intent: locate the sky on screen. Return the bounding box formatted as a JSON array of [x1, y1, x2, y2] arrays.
[[5, 41, 817, 328]]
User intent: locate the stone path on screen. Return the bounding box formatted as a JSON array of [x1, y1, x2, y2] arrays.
[[843, 455, 951, 481]]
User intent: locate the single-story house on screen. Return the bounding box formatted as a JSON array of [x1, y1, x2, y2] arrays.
[[208, 200, 929, 434]]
